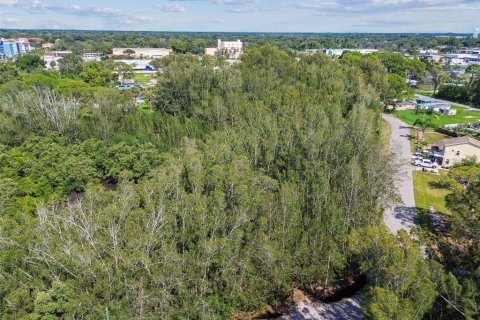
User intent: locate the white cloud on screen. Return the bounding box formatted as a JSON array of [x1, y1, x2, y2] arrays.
[[3, 17, 20, 24], [0, 0, 154, 27], [295, 0, 480, 14], [227, 6, 258, 12], [214, 0, 256, 5], [161, 3, 186, 12]]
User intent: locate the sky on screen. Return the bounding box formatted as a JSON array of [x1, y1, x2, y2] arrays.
[[0, 0, 479, 33]]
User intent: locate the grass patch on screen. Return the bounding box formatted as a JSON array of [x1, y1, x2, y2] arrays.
[[417, 85, 434, 91], [413, 170, 451, 215], [416, 90, 434, 97], [381, 119, 391, 150], [411, 130, 448, 152], [425, 131, 448, 144], [410, 128, 416, 152], [137, 102, 153, 113], [394, 107, 480, 127], [134, 74, 153, 86]]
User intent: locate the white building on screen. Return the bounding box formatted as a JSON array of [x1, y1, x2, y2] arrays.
[[16, 38, 32, 54], [419, 49, 439, 55], [43, 51, 73, 69], [303, 48, 378, 57], [82, 53, 102, 62], [113, 59, 154, 71], [204, 47, 217, 57], [217, 39, 243, 59], [474, 27, 479, 39], [112, 48, 172, 58]]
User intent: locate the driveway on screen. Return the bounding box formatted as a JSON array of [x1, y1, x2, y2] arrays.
[[382, 114, 417, 234]]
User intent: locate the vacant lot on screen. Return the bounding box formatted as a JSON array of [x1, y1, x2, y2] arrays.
[[413, 170, 451, 215], [395, 106, 480, 126]]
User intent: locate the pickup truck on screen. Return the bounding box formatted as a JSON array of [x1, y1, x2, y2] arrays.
[[414, 159, 438, 169]]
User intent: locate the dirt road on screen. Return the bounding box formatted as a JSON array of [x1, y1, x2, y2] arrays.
[[382, 113, 417, 234]]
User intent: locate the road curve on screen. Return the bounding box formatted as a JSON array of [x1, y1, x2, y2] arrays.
[[382, 113, 417, 234]]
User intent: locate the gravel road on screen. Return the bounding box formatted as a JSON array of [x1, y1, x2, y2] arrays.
[[382, 113, 417, 234]]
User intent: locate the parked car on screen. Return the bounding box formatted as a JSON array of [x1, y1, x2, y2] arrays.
[[414, 159, 438, 169], [413, 150, 423, 157], [116, 84, 134, 90]]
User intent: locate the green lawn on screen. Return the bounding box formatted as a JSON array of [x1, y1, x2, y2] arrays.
[[410, 130, 448, 152], [413, 170, 451, 215], [134, 74, 153, 86], [416, 90, 434, 97], [395, 106, 480, 127], [416, 85, 434, 91], [425, 132, 448, 144]]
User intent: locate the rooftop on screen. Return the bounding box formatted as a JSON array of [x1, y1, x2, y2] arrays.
[[437, 136, 480, 148]]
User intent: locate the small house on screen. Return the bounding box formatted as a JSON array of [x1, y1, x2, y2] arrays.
[[396, 100, 416, 110], [431, 136, 480, 167], [416, 98, 452, 114]]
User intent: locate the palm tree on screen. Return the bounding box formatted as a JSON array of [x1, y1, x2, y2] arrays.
[[413, 116, 438, 143]]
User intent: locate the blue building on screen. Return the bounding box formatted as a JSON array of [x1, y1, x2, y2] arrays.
[[0, 40, 4, 60], [0, 38, 30, 60]]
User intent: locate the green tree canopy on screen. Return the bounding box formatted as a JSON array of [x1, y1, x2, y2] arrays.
[[58, 53, 84, 77], [15, 54, 46, 72]]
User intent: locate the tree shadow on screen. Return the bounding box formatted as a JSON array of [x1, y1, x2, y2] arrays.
[[416, 207, 451, 234], [427, 181, 450, 189], [394, 206, 418, 226], [279, 296, 364, 320], [399, 134, 414, 140]]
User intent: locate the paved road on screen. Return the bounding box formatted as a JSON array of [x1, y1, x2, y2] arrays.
[[416, 94, 478, 111], [382, 114, 417, 234]]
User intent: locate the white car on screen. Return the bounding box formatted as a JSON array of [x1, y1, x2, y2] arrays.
[[415, 159, 438, 169]]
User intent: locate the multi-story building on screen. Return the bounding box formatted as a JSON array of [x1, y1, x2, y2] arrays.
[[16, 38, 32, 54], [0, 38, 31, 59], [217, 39, 243, 59]]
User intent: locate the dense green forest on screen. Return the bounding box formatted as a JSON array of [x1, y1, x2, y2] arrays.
[[2, 30, 480, 54], [0, 45, 478, 319]]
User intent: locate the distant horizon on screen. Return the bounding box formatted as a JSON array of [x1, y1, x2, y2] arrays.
[[0, 28, 477, 36]]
